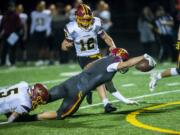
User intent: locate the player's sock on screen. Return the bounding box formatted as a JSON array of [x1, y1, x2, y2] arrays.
[[102, 98, 109, 107], [112, 91, 127, 103], [157, 73, 162, 80], [170, 68, 179, 76]]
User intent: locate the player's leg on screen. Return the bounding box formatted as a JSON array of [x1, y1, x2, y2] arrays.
[[149, 68, 180, 91], [77, 55, 98, 104], [56, 91, 84, 120], [97, 84, 117, 113], [47, 83, 67, 103]]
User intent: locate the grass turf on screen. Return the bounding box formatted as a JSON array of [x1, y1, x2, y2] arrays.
[[0, 62, 180, 135]]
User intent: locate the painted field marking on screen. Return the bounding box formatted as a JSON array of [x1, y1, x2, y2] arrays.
[[122, 83, 135, 87], [167, 82, 180, 86], [80, 89, 180, 109], [126, 101, 180, 134], [59, 71, 81, 77], [0, 78, 67, 89]]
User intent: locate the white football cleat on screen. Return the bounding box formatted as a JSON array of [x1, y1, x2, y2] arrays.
[[149, 73, 159, 92]]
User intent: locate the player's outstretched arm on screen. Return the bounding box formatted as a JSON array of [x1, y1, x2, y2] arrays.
[[117, 54, 155, 70], [0, 112, 19, 125], [37, 111, 57, 120]]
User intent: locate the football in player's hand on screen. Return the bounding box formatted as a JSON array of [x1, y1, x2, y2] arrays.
[[135, 59, 154, 72]]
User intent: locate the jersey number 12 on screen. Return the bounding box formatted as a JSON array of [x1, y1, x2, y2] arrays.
[[80, 38, 95, 51]]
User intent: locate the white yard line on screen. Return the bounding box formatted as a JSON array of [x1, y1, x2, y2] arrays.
[[79, 89, 180, 109], [122, 83, 135, 87], [0, 78, 67, 89], [167, 82, 180, 86], [59, 71, 81, 77], [132, 69, 165, 75]]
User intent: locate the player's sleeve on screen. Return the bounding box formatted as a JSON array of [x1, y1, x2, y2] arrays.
[[30, 12, 35, 34], [64, 24, 73, 42], [107, 62, 119, 72], [94, 17, 105, 36], [15, 105, 31, 114]]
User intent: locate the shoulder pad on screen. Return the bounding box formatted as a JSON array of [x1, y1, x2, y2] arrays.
[[65, 21, 76, 34], [93, 17, 102, 27]]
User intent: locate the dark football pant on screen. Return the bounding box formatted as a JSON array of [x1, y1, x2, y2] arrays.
[[48, 84, 85, 120], [176, 68, 180, 75]]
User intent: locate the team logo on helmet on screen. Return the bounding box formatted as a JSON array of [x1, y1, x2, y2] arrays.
[[75, 4, 93, 29]]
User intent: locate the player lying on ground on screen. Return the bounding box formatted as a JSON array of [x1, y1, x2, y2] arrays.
[[19, 48, 156, 121], [0, 82, 49, 124], [149, 31, 180, 91]]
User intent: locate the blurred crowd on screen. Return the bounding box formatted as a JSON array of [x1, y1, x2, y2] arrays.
[[0, 0, 112, 67], [0, 0, 179, 67], [137, 5, 179, 63]]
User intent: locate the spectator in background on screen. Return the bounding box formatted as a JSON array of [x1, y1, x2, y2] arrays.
[[30, 1, 52, 66], [69, 0, 83, 21], [0, 10, 2, 26], [0, 2, 22, 67], [64, 4, 72, 18], [155, 6, 177, 62], [46, 4, 58, 65], [0, 10, 3, 62], [137, 6, 156, 57], [94, 0, 112, 56], [16, 4, 28, 64], [52, 2, 69, 63]]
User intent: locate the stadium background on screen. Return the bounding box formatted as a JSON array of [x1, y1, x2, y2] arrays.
[[0, 0, 178, 62]]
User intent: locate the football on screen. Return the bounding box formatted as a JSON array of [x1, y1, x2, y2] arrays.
[[135, 59, 154, 72]]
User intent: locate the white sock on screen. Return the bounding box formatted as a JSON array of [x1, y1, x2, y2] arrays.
[[157, 73, 162, 80], [102, 98, 109, 107], [170, 68, 178, 76], [112, 91, 127, 103]]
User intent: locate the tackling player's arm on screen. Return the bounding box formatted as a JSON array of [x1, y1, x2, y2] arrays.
[[0, 112, 19, 125], [100, 31, 116, 51], [36, 111, 57, 120]]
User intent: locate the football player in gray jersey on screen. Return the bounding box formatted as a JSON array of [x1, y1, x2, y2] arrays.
[[25, 48, 156, 120]]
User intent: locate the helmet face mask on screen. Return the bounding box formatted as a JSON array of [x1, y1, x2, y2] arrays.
[[75, 4, 93, 29], [30, 83, 49, 110], [110, 48, 129, 74]]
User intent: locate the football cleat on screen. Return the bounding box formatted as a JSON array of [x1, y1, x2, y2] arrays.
[[75, 4, 93, 29], [149, 73, 159, 92], [104, 103, 117, 113]]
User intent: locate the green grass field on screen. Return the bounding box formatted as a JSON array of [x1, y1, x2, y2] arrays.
[[0, 62, 180, 135]]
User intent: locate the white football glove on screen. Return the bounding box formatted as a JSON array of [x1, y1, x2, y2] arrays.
[[124, 99, 139, 105], [149, 73, 159, 92], [143, 54, 157, 67]]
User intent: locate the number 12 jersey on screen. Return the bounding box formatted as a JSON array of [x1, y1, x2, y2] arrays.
[[64, 17, 104, 56]]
